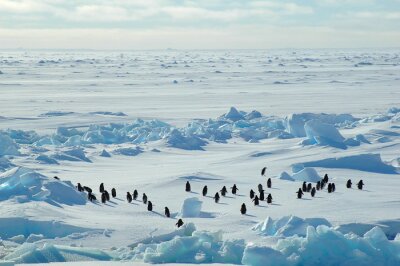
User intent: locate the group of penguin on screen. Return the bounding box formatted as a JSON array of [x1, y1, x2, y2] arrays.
[[295, 174, 365, 199], [72, 166, 366, 229]]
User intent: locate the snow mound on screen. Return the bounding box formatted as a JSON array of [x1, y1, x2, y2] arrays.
[[126, 229, 244, 264], [113, 146, 143, 156], [165, 129, 207, 150], [303, 119, 346, 149], [180, 197, 202, 218], [0, 167, 86, 205], [302, 153, 398, 174], [0, 133, 20, 156], [279, 167, 321, 182], [4, 243, 113, 263], [252, 216, 331, 237], [243, 226, 400, 266], [178, 172, 223, 181]]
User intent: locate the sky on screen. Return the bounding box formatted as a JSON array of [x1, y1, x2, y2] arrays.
[[0, 0, 399, 49]]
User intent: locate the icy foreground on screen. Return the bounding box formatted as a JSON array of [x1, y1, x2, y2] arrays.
[[0, 50, 400, 265]]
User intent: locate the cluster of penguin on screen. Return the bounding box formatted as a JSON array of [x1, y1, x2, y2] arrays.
[[71, 166, 366, 229]]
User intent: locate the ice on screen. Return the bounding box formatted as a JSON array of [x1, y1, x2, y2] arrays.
[[89, 111, 127, 116], [222, 107, 245, 122], [4, 243, 113, 263], [302, 153, 398, 174], [180, 197, 202, 218], [165, 129, 207, 150], [39, 111, 75, 117], [113, 146, 143, 156], [252, 216, 331, 237], [0, 133, 20, 156], [304, 119, 346, 149], [280, 167, 321, 182], [0, 167, 86, 205], [36, 155, 59, 165], [0, 157, 14, 172], [99, 149, 112, 157]]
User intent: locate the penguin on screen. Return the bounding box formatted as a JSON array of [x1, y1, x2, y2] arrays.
[[259, 190, 265, 201], [104, 190, 110, 201], [147, 201, 153, 211], [53, 176, 59, 180], [357, 180, 364, 190], [261, 166, 267, 176], [323, 174, 329, 184], [231, 184, 238, 195], [311, 187, 316, 197], [316, 181, 321, 191], [240, 203, 247, 215], [258, 184, 263, 193], [307, 183, 312, 192], [214, 192, 220, 203], [111, 188, 116, 198], [101, 193, 107, 204], [220, 186, 227, 197], [88, 192, 96, 202], [185, 181, 191, 192], [77, 183, 84, 192], [321, 180, 326, 190], [267, 193, 272, 204], [176, 219, 184, 228], [165, 207, 170, 218], [142, 193, 148, 204], [297, 188, 304, 199], [84, 186, 92, 193], [250, 189, 255, 199], [267, 178, 271, 188], [302, 182, 307, 192], [126, 192, 132, 203], [133, 189, 138, 200], [346, 179, 352, 189], [327, 183, 332, 193], [332, 183, 336, 192], [99, 183, 104, 193], [253, 195, 260, 206], [202, 186, 208, 196]]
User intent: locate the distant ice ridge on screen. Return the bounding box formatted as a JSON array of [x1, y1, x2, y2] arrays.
[[0, 167, 86, 205], [0, 107, 398, 153]]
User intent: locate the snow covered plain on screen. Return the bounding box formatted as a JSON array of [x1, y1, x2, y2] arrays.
[[0, 49, 400, 265]]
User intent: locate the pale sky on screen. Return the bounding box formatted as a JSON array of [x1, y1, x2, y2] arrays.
[[0, 0, 399, 49]]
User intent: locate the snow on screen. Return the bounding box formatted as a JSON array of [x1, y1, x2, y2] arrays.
[[0, 49, 400, 265]]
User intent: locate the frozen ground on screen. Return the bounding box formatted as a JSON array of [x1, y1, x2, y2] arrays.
[[0, 49, 400, 265]]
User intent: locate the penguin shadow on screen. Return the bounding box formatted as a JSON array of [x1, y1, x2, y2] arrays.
[[244, 214, 256, 218], [103, 203, 116, 207], [188, 191, 199, 195], [108, 200, 118, 205], [151, 211, 166, 218], [217, 202, 228, 205], [205, 195, 214, 199], [270, 203, 281, 206], [235, 194, 245, 197], [358, 189, 372, 192], [312, 196, 323, 199], [114, 198, 124, 202], [300, 198, 312, 201], [257, 205, 268, 208], [223, 195, 234, 199], [128, 201, 139, 205], [268, 187, 280, 190]]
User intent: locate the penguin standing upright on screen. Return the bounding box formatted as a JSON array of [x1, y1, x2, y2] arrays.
[[111, 188, 116, 198], [147, 201, 153, 211], [307, 183, 312, 192], [316, 181, 321, 191], [267, 193, 272, 204], [321, 181, 326, 190], [311, 187, 316, 197], [88, 192, 94, 202], [53, 176, 60, 180], [176, 219, 184, 228], [101, 193, 107, 203], [297, 188, 304, 199], [142, 193, 148, 204], [250, 189, 255, 199], [253, 195, 260, 206], [77, 183, 83, 192], [99, 183, 104, 193], [126, 192, 132, 203], [332, 183, 336, 192], [214, 192, 220, 203], [258, 184, 263, 193], [220, 186, 228, 196], [323, 174, 329, 184], [346, 179, 352, 189], [133, 189, 138, 200], [231, 184, 238, 195], [185, 181, 191, 192], [104, 190, 110, 201], [259, 190, 265, 201], [202, 186, 208, 196], [267, 178, 272, 188], [357, 180, 364, 190], [240, 203, 247, 214], [302, 182, 307, 192], [261, 167, 267, 176], [327, 183, 332, 193], [165, 207, 170, 218]]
